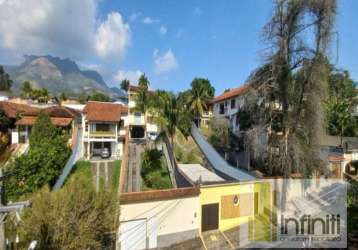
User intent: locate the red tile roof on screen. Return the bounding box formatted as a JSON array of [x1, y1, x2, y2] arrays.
[[83, 101, 125, 122], [16, 116, 73, 127], [214, 85, 249, 103], [0, 101, 38, 118]]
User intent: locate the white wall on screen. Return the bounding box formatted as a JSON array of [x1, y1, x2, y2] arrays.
[[11, 131, 19, 144]]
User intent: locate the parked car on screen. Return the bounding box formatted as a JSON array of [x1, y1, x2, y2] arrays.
[[148, 132, 158, 141], [101, 148, 110, 159]]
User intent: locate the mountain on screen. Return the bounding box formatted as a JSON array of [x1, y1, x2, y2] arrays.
[[4, 55, 125, 98]]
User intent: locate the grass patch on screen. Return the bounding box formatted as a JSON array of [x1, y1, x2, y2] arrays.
[[174, 129, 204, 164], [111, 160, 121, 192]]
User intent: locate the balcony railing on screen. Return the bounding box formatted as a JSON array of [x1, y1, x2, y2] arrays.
[[88, 130, 116, 138]]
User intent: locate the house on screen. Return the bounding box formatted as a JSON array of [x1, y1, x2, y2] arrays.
[[12, 105, 80, 144], [82, 101, 127, 159], [213, 85, 249, 135], [127, 85, 158, 139]]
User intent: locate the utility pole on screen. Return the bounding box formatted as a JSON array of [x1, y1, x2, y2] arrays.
[[0, 169, 30, 250]]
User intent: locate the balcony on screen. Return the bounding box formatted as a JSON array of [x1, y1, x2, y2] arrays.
[[87, 130, 117, 139], [128, 100, 136, 108]]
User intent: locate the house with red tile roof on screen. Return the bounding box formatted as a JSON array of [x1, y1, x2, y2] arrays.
[[82, 101, 128, 159], [213, 85, 249, 135], [0, 101, 79, 144]]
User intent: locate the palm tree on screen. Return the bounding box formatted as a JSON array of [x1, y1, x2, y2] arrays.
[[187, 80, 212, 127], [120, 79, 130, 92], [138, 74, 149, 90]]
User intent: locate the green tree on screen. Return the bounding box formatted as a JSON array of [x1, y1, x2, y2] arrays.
[[325, 97, 355, 145], [88, 92, 110, 102], [59, 92, 67, 102], [0, 108, 11, 132], [5, 111, 71, 199], [187, 78, 214, 126], [208, 117, 230, 149], [21, 81, 33, 99], [17, 171, 115, 250], [0, 65, 12, 91], [38, 88, 50, 103], [138, 74, 149, 90], [120, 79, 130, 92]]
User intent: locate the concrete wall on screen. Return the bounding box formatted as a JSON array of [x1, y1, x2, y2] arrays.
[[119, 195, 199, 249]]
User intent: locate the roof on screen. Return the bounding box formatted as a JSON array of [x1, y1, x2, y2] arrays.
[[214, 85, 249, 103], [23, 105, 80, 118], [83, 101, 125, 122], [0, 101, 38, 118], [16, 116, 73, 127], [178, 164, 225, 184]]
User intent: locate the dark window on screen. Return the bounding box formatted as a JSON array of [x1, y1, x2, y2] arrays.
[[231, 99, 236, 109], [219, 103, 225, 114], [96, 124, 110, 131]]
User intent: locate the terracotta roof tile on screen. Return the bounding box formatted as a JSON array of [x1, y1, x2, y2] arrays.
[[16, 116, 73, 127], [214, 85, 249, 103], [0, 101, 38, 118], [83, 101, 125, 122]]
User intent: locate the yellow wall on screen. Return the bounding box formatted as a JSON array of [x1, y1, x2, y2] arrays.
[[199, 181, 274, 233], [199, 182, 254, 232]]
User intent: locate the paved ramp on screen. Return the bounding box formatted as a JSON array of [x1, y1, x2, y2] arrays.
[[191, 123, 255, 181]]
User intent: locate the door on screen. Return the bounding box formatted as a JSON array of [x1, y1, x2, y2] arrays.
[[202, 203, 219, 232]]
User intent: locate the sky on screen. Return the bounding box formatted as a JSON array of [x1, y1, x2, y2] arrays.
[[0, 0, 357, 95]]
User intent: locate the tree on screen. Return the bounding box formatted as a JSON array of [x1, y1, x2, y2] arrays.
[[59, 92, 68, 102], [21, 81, 33, 99], [0, 108, 11, 132], [138, 74, 149, 90], [88, 92, 110, 102], [243, 0, 337, 176], [120, 79, 130, 92], [187, 78, 214, 126], [0, 65, 12, 91], [5, 111, 71, 199], [38, 88, 50, 103], [208, 117, 230, 149], [325, 97, 355, 145], [16, 171, 115, 249]]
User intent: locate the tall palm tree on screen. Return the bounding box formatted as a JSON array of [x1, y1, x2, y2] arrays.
[[188, 82, 211, 127]]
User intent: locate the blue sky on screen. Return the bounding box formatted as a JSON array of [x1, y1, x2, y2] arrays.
[[0, 0, 357, 95]]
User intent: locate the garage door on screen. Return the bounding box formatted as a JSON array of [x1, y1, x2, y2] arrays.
[[202, 203, 219, 232], [120, 218, 158, 250]]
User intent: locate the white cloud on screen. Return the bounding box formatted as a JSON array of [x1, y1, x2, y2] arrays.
[[159, 25, 167, 35], [0, 0, 131, 63], [153, 49, 178, 74], [114, 70, 143, 84], [95, 12, 131, 60], [142, 16, 159, 24], [129, 12, 141, 22]]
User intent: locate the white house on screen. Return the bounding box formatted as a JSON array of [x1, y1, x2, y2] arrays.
[[127, 85, 158, 139], [82, 101, 128, 159], [213, 85, 249, 135]]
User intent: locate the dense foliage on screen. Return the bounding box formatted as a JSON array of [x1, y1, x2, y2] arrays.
[[141, 148, 171, 189], [13, 161, 116, 250], [88, 92, 110, 102], [5, 112, 71, 200], [0, 65, 12, 91], [208, 117, 230, 149], [120, 79, 130, 92], [21, 81, 51, 103]]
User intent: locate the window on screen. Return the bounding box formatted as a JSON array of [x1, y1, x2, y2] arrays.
[[96, 124, 110, 132], [219, 103, 225, 114], [231, 99, 236, 109]]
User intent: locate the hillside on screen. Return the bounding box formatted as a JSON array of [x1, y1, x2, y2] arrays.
[[4, 55, 125, 98]]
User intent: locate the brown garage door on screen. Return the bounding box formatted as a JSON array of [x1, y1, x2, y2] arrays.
[[202, 203, 219, 232]]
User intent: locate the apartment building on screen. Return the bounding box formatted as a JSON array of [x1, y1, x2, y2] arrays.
[[82, 101, 127, 159], [213, 85, 249, 135], [127, 85, 158, 139]]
